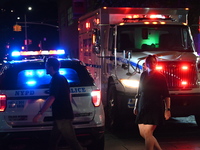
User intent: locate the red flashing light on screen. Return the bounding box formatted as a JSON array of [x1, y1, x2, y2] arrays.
[[144, 22, 150, 24], [94, 19, 100, 25], [92, 34, 95, 44], [182, 65, 188, 70], [96, 19, 100, 24], [86, 22, 90, 29], [126, 15, 140, 19], [91, 90, 101, 107], [0, 95, 6, 112], [126, 15, 132, 19], [149, 15, 166, 19], [181, 81, 188, 86], [156, 66, 163, 70]]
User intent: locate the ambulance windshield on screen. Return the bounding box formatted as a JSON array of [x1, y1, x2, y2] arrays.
[[117, 25, 194, 52]]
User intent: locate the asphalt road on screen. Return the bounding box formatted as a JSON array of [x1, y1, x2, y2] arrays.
[[1, 116, 199, 150], [104, 115, 200, 150]]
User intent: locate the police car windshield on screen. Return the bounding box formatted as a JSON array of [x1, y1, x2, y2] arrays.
[[0, 61, 94, 90], [17, 68, 80, 88], [117, 25, 194, 52]]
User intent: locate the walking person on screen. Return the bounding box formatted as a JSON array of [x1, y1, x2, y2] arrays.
[[134, 55, 171, 150], [33, 57, 83, 150]]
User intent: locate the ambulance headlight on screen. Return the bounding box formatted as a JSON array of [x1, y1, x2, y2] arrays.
[[120, 79, 139, 88]]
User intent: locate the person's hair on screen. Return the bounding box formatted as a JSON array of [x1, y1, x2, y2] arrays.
[[145, 55, 157, 64], [46, 57, 60, 71]]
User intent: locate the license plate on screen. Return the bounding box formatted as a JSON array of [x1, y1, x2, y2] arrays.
[[8, 101, 25, 108]]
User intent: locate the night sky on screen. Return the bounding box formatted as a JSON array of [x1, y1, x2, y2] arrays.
[[0, 0, 59, 55], [0, 0, 200, 55]]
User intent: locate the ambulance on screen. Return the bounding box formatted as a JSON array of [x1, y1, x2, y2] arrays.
[[0, 50, 105, 150], [78, 7, 200, 129]]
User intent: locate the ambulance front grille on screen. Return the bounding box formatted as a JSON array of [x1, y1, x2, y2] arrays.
[[158, 61, 198, 89]]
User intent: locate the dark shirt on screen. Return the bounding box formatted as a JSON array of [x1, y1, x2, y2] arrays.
[[49, 72, 74, 120]]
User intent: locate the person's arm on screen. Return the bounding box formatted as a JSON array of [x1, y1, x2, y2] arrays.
[[33, 95, 55, 123], [164, 97, 171, 120], [133, 98, 138, 115], [133, 74, 143, 115], [161, 75, 171, 120]]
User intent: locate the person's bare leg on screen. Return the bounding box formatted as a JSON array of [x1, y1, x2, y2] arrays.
[[138, 124, 162, 150], [152, 136, 162, 150]]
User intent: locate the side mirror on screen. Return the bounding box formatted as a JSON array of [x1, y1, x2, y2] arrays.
[[108, 27, 115, 52], [93, 46, 100, 54], [123, 50, 132, 59]]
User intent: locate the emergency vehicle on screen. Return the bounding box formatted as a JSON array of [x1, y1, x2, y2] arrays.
[[0, 50, 105, 150], [78, 7, 200, 129]]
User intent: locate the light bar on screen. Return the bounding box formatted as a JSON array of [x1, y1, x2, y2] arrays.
[[149, 15, 166, 19], [11, 50, 65, 57], [123, 14, 171, 23]]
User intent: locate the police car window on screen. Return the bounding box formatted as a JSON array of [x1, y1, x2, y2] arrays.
[[17, 68, 80, 88]]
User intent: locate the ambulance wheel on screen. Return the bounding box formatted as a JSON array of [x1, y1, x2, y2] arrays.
[[194, 115, 200, 127], [105, 85, 122, 131]]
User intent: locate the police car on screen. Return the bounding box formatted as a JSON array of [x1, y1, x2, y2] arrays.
[[0, 50, 105, 150]]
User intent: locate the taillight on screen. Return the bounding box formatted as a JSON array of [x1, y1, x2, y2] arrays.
[[91, 90, 101, 107], [0, 95, 6, 112]]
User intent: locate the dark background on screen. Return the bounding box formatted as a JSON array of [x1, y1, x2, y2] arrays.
[[0, 0, 59, 56], [0, 0, 200, 58]]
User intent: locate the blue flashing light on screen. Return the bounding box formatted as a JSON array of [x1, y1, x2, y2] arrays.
[[37, 70, 45, 77], [18, 68, 80, 88], [11, 51, 20, 57], [67, 79, 73, 83], [24, 70, 46, 77], [25, 71, 33, 76], [11, 49, 65, 57], [56, 49, 65, 55], [26, 80, 36, 86], [59, 70, 66, 75]]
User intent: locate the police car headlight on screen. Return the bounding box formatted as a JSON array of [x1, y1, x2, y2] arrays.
[[120, 79, 139, 88]]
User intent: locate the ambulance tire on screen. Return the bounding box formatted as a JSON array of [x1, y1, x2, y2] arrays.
[[194, 115, 200, 127], [105, 85, 123, 131]]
